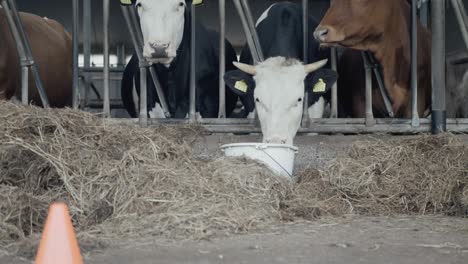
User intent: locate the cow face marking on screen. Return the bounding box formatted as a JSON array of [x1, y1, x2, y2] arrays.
[[225, 57, 336, 145], [136, 0, 186, 66], [314, 0, 385, 49]]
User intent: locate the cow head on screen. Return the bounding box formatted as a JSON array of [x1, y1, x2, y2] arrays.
[[314, 0, 393, 50], [136, 0, 187, 66], [224, 57, 337, 145]]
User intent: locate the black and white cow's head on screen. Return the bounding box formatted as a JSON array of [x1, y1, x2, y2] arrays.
[[224, 57, 337, 145], [136, 0, 187, 66]]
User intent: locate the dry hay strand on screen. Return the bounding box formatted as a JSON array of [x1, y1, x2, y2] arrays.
[[320, 135, 468, 216], [0, 101, 288, 256]]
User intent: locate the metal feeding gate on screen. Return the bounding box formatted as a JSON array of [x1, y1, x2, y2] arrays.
[[64, 0, 468, 134]]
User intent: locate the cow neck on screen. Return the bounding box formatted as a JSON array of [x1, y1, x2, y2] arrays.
[[159, 5, 192, 117], [367, 2, 411, 109]]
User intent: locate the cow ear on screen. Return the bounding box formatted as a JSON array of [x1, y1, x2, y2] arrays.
[[305, 68, 338, 94], [224, 70, 255, 97]]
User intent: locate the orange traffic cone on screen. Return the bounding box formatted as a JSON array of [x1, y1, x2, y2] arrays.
[[35, 202, 83, 264]]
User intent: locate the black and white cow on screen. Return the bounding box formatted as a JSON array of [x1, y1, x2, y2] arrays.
[[224, 2, 338, 144], [121, 0, 239, 118]]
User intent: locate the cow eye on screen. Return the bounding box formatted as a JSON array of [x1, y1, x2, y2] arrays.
[[179, 2, 185, 7], [298, 98, 302, 102], [255, 98, 260, 103], [136, 2, 141, 7]]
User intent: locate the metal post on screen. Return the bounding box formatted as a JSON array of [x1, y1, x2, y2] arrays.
[[420, 0, 430, 27], [302, 0, 310, 126], [233, 0, 261, 64], [411, 0, 420, 126], [330, 47, 338, 118], [103, 0, 110, 117], [1, 0, 28, 104], [362, 52, 375, 126], [4, 0, 49, 107], [117, 44, 126, 67], [82, 0, 92, 109], [20, 67, 28, 104], [431, 0, 446, 134], [189, 4, 197, 121], [139, 66, 148, 127], [451, 0, 468, 50], [240, 0, 264, 61], [218, 0, 226, 118], [72, 0, 79, 109]]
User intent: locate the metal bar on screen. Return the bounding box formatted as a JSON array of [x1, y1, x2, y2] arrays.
[[6, 0, 49, 107], [20, 66, 28, 104], [420, 0, 429, 27], [431, 0, 447, 134], [330, 47, 338, 118], [361, 52, 375, 126], [103, 0, 111, 117], [139, 66, 148, 127], [1, 0, 28, 104], [117, 44, 126, 67], [302, 0, 310, 126], [366, 52, 394, 117], [189, 3, 197, 121], [218, 0, 226, 118], [240, 0, 264, 61], [83, 0, 92, 109], [451, 0, 468, 51], [410, 0, 419, 126], [72, 0, 79, 109], [233, 0, 261, 63]]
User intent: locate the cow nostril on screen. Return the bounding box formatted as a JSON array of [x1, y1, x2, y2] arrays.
[[314, 27, 329, 41]]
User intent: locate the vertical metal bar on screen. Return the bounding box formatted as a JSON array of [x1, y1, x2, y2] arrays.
[[103, 0, 110, 117], [83, 0, 92, 109], [1, 0, 27, 104], [420, 0, 429, 27], [362, 52, 375, 126], [21, 67, 28, 104], [411, 0, 419, 126], [302, 0, 310, 126], [233, 0, 260, 64], [451, 0, 468, 50], [5, 0, 49, 107], [240, 0, 264, 61], [117, 44, 126, 67], [218, 0, 226, 118], [139, 67, 148, 127], [189, 4, 197, 121], [431, 0, 446, 134], [72, 0, 80, 109], [330, 47, 338, 118]]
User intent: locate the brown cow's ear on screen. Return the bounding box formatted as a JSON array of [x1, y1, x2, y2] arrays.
[[224, 70, 255, 97]]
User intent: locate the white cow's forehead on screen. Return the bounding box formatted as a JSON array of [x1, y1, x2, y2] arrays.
[[254, 57, 306, 99]]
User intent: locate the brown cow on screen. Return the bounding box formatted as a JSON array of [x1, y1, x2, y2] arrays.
[[314, 0, 431, 118], [0, 8, 72, 107]]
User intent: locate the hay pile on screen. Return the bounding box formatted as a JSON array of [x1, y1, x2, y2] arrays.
[[0, 101, 467, 257], [283, 135, 468, 218], [0, 102, 288, 255]]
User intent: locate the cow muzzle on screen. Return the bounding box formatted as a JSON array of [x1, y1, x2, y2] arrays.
[[147, 42, 170, 58], [313, 26, 330, 43]]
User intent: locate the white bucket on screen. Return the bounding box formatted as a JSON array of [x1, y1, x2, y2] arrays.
[[220, 143, 298, 178]]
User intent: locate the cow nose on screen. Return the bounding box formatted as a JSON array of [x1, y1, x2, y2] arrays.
[[314, 26, 329, 42], [149, 42, 169, 58]]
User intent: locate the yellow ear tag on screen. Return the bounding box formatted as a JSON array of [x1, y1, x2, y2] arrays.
[[234, 80, 248, 93], [120, 0, 132, 5], [313, 78, 326, 93], [192, 0, 203, 6]]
